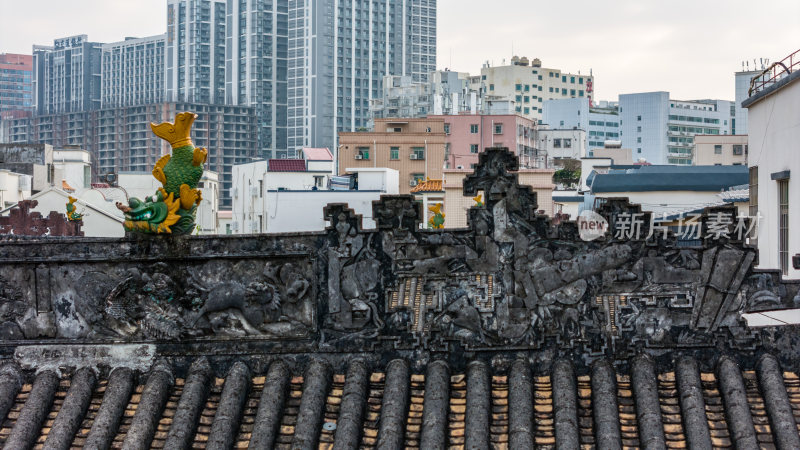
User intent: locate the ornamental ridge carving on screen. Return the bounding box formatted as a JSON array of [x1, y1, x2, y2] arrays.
[[0, 147, 798, 365]]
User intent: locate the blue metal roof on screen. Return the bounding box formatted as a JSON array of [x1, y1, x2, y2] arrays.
[[590, 165, 749, 193]]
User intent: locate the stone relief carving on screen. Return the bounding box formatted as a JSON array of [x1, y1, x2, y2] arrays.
[[0, 147, 797, 364]]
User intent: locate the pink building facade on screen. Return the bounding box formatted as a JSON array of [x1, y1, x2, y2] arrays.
[[432, 114, 537, 170]]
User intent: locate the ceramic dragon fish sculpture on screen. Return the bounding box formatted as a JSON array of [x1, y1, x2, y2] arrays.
[[116, 112, 207, 235], [428, 203, 445, 229]]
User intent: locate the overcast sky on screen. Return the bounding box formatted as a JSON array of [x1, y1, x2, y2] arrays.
[[1, 0, 798, 101]]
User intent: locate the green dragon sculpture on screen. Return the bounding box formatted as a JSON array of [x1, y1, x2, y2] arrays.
[[66, 196, 82, 222], [116, 112, 207, 235]]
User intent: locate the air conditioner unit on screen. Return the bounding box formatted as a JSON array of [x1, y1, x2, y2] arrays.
[[231, 221, 239, 231], [233, 187, 239, 198], [355, 155, 363, 160], [250, 187, 259, 196], [457, 165, 464, 169], [250, 221, 260, 232], [410, 154, 418, 160], [410, 180, 418, 187]]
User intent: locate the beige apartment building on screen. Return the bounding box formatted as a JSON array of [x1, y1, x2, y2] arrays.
[[481, 56, 594, 122], [442, 168, 555, 228], [693, 135, 748, 165], [338, 118, 446, 194]]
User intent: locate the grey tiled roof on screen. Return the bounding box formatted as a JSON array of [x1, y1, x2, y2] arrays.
[[0, 354, 799, 449]]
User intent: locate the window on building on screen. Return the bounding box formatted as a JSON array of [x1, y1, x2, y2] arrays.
[[470, 144, 479, 153], [637, 115, 642, 121], [637, 137, 642, 143], [564, 139, 572, 148], [579, 90, 584, 97], [637, 148, 641, 153], [489, 84, 494, 91], [357, 147, 370, 159], [553, 138, 562, 148], [579, 77, 584, 84], [470, 124, 479, 134], [524, 107, 530, 115], [779, 178, 789, 275], [390, 147, 399, 160], [525, 85, 530, 92], [494, 124, 503, 134], [637, 126, 642, 132], [749, 167, 758, 243], [570, 89, 576, 96], [733, 144, 743, 155], [516, 95, 522, 103], [524, 96, 529, 103], [444, 124, 450, 134], [561, 88, 567, 95], [562, 75, 566, 82], [570, 77, 575, 83], [411, 173, 425, 186], [313, 176, 324, 188], [714, 145, 722, 154], [412, 147, 425, 160], [515, 84, 522, 91]]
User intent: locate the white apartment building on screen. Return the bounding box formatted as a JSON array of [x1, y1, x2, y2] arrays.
[[481, 56, 594, 123], [232, 161, 398, 234], [537, 128, 587, 162], [744, 56, 799, 279], [541, 98, 620, 153], [619, 92, 737, 165], [100, 35, 165, 108]]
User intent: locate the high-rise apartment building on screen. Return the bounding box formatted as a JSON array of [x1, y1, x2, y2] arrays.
[[32, 35, 102, 115], [225, 0, 289, 159], [287, 0, 437, 155], [0, 54, 34, 118], [166, 0, 226, 105], [619, 92, 736, 165], [101, 35, 166, 108], [481, 56, 594, 123]]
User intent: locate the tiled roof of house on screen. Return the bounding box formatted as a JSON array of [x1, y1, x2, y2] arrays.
[[410, 178, 443, 193], [1, 354, 798, 449], [302, 147, 333, 161], [268, 159, 306, 172]]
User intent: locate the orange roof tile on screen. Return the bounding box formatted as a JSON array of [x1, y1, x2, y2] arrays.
[[410, 178, 443, 193], [61, 179, 75, 192]]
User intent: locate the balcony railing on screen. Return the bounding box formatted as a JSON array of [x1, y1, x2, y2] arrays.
[[749, 49, 800, 96]]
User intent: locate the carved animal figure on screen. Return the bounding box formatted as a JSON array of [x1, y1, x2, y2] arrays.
[[190, 282, 278, 335]]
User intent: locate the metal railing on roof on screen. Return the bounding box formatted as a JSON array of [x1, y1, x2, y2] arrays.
[[749, 49, 800, 96]]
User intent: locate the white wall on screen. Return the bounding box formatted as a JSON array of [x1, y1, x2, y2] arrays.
[[345, 168, 400, 193], [264, 191, 384, 233], [53, 149, 91, 190], [747, 76, 800, 279], [0, 171, 31, 208], [2, 189, 125, 237], [594, 190, 728, 217]]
